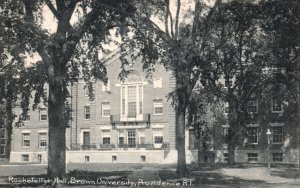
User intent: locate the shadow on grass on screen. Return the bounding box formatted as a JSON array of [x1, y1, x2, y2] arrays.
[[159, 169, 265, 186], [272, 168, 300, 179], [188, 162, 268, 172]]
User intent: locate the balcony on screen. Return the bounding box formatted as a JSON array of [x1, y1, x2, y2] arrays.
[[110, 114, 150, 127]]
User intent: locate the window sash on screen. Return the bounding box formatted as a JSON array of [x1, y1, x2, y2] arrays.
[[39, 133, 47, 147], [22, 133, 30, 147], [84, 106, 90, 119], [272, 97, 282, 112], [22, 155, 29, 162], [128, 129, 136, 147], [247, 100, 258, 113], [272, 127, 283, 143], [102, 137, 110, 145], [272, 153, 283, 162], [154, 102, 163, 115], [101, 102, 110, 117], [247, 127, 258, 143], [247, 153, 258, 162], [40, 108, 47, 121]]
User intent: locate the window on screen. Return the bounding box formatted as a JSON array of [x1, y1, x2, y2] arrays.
[[84, 106, 90, 120], [247, 99, 258, 113], [102, 80, 110, 92], [128, 129, 136, 148], [272, 126, 283, 143], [223, 153, 228, 162], [101, 130, 110, 145], [22, 154, 29, 162], [85, 156, 90, 163], [22, 133, 30, 147], [272, 97, 283, 113], [153, 77, 162, 88], [272, 153, 283, 162], [101, 102, 110, 117], [38, 133, 47, 147], [153, 128, 163, 145], [84, 88, 89, 96], [141, 155, 146, 162], [118, 130, 125, 145], [20, 111, 30, 122], [248, 153, 258, 162], [38, 154, 42, 163], [128, 86, 137, 117], [153, 100, 163, 115], [112, 155, 117, 162], [120, 79, 143, 118], [223, 127, 229, 144], [139, 129, 145, 144], [0, 129, 6, 155], [247, 127, 258, 144], [39, 108, 47, 121]]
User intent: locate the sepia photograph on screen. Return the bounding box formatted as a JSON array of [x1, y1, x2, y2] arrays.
[[0, 0, 299, 187]]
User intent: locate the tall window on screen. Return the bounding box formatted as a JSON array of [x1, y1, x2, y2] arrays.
[[272, 126, 283, 143], [38, 133, 47, 147], [139, 129, 145, 144], [39, 108, 47, 121], [247, 127, 258, 144], [272, 97, 283, 113], [121, 84, 143, 118], [101, 102, 110, 117], [247, 99, 258, 113], [128, 129, 136, 148], [22, 133, 30, 147], [153, 99, 163, 115], [118, 130, 125, 145], [0, 129, 6, 155], [128, 86, 137, 117], [101, 130, 111, 145], [84, 106, 90, 120]]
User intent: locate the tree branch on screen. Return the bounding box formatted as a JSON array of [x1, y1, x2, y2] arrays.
[[174, 0, 181, 40], [45, 0, 59, 18]]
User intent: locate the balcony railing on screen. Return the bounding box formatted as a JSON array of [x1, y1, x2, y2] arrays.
[[110, 114, 150, 126], [70, 142, 169, 151]]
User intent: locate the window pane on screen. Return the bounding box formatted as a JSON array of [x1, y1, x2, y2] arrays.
[[248, 153, 258, 162], [128, 129, 136, 148], [272, 153, 283, 162], [272, 127, 283, 143]]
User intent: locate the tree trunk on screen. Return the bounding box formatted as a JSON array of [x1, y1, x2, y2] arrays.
[[47, 57, 67, 178], [176, 108, 188, 175], [227, 139, 236, 165]]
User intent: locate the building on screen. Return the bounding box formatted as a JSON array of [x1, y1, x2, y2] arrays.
[[213, 94, 299, 164], [9, 50, 197, 164]]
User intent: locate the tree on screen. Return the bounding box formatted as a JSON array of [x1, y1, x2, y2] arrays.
[[261, 0, 300, 170], [0, 0, 135, 178], [123, 0, 221, 175], [200, 1, 275, 164], [187, 86, 220, 163]]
